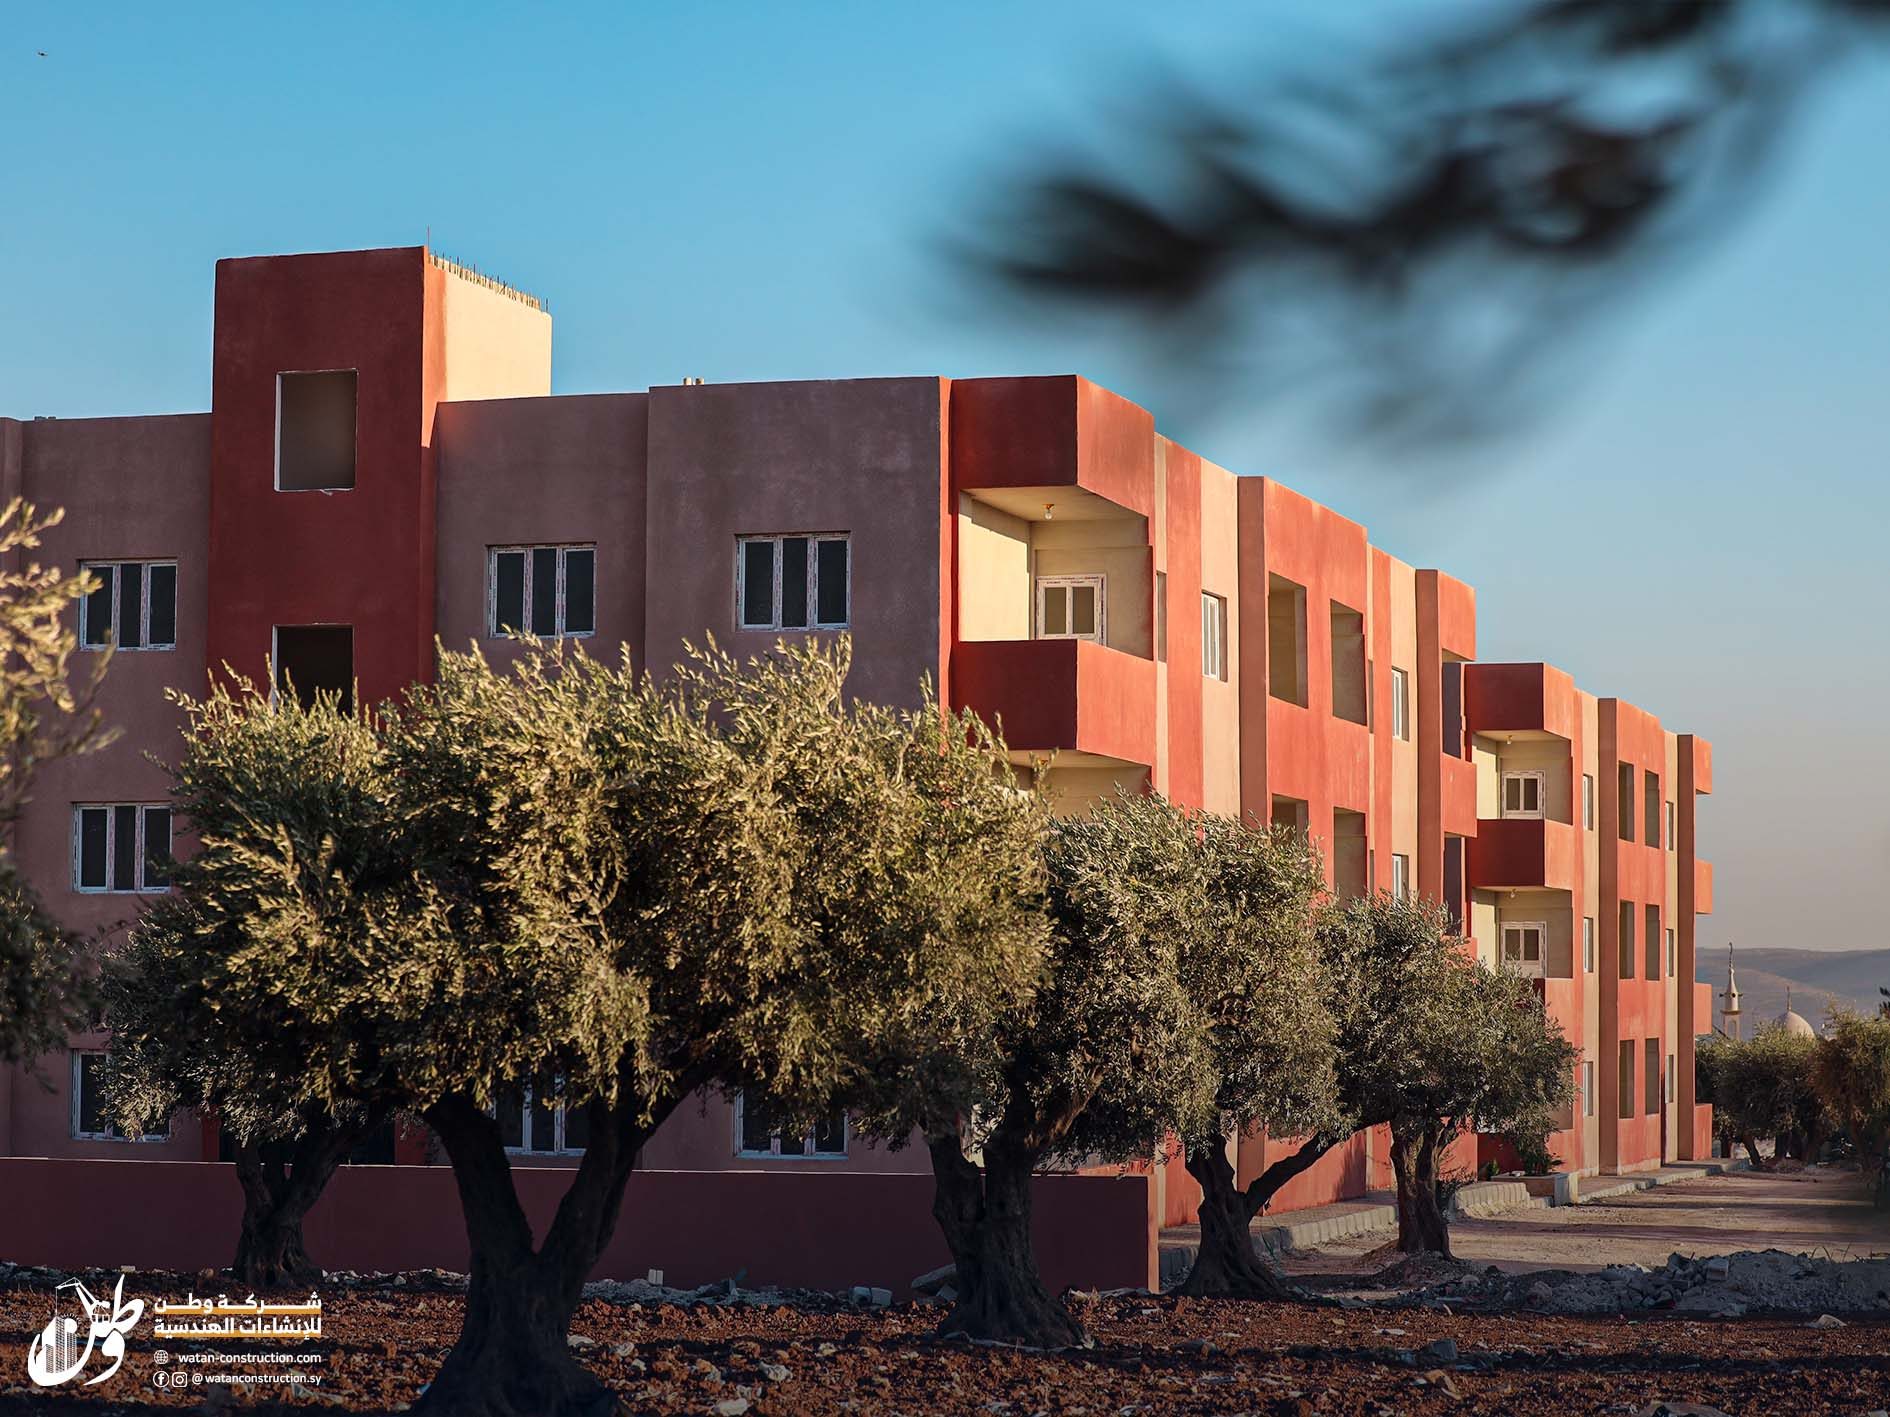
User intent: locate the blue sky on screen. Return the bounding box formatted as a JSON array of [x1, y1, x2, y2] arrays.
[[4, 3, 1885, 966]]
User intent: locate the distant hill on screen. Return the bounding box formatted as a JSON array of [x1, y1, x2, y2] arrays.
[[1695, 948, 1890, 1033]]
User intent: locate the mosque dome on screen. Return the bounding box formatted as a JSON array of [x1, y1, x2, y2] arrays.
[[1778, 1008, 1817, 1039]]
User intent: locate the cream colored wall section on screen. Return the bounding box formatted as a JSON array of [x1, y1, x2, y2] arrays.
[[1199, 459, 1241, 816], [957, 496, 1031, 640], [1473, 737, 1500, 817], [1032, 517, 1153, 657], [1498, 894, 1574, 978], [1041, 762, 1150, 817], [1471, 890, 1500, 969], [1387, 556, 1419, 861], [440, 272, 553, 403], [1496, 738, 1574, 822]]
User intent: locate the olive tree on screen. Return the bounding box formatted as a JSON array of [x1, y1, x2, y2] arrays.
[[1715, 1024, 1827, 1167], [0, 501, 113, 1067], [855, 789, 1211, 1348], [129, 637, 1047, 1417], [1812, 1011, 1890, 1204], [98, 686, 397, 1284], [1171, 813, 1338, 1299], [1326, 894, 1575, 1256]]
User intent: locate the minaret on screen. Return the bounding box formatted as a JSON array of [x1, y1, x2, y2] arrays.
[[1721, 943, 1742, 1041]]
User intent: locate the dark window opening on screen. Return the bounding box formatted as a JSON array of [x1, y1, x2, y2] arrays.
[[275, 626, 354, 715], [277, 370, 357, 491]]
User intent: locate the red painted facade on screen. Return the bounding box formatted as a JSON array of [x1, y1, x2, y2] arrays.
[[0, 248, 1719, 1268]]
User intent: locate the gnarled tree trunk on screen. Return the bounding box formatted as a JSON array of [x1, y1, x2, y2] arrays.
[[1388, 1126, 1451, 1257], [229, 1109, 375, 1286], [1174, 1132, 1346, 1298], [417, 1088, 681, 1417], [927, 1133, 1086, 1348]]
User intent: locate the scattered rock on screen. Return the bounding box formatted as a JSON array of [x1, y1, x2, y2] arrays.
[[1633, 1405, 1733, 1417], [1807, 1313, 1846, 1328], [912, 1263, 957, 1296], [759, 1363, 790, 1382], [566, 1333, 596, 1349], [1422, 1338, 1458, 1363], [713, 1401, 750, 1417]]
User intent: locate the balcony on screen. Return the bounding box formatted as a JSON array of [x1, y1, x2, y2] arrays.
[[1441, 755, 1479, 839], [1694, 858, 1714, 915], [1531, 975, 1579, 1034], [1469, 816, 1579, 892], [951, 638, 1158, 767]]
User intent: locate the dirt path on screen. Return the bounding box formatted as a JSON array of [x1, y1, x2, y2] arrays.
[[1286, 1165, 1890, 1279]]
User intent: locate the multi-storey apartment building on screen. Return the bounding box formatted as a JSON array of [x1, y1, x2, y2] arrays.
[[0, 247, 1716, 1219]]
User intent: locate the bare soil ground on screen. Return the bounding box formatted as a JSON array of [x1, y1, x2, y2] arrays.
[[2, 1168, 1885, 1415]]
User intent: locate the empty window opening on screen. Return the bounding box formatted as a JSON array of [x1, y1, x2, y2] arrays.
[[494, 1073, 589, 1155], [73, 803, 170, 894], [1618, 762, 1636, 841], [1583, 1061, 1596, 1118], [1392, 852, 1412, 903], [276, 370, 357, 492], [1618, 900, 1635, 979], [736, 1091, 847, 1159], [1666, 800, 1677, 850], [1644, 771, 1662, 847], [1645, 1038, 1661, 1116], [1267, 574, 1308, 706], [1501, 771, 1544, 818], [1332, 809, 1368, 901], [490, 544, 595, 639], [1442, 659, 1465, 758], [1391, 667, 1411, 742], [1583, 916, 1596, 973], [1618, 1040, 1636, 1119], [80, 561, 177, 652], [738, 534, 851, 632], [1201, 592, 1228, 681], [1667, 1052, 1677, 1105], [1443, 835, 1466, 933], [274, 625, 354, 715], [1582, 773, 1595, 830], [1035, 574, 1104, 642], [1502, 921, 1547, 978], [1154, 571, 1168, 663], [1270, 796, 1309, 839], [1666, 926, 1677, 978], [1329, 602, 1367, 724], [1645, 904, 1661, 979]]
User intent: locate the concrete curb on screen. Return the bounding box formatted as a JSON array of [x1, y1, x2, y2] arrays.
[[1156, 1156, 1749, 1287]]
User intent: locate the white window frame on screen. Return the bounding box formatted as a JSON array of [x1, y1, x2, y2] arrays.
[[273, 368, 359, 493], [1501, 920, 1548, 978], [1200, 592, 1228, 681], [79, 560, 178, 653], [733, 1090, 849, 1161], [1390, 668, 1410, 742], [70, 1051, 167, 1142], [1582, 773, 1595, 830], [736, 533, 851, 632], [1391, 853, 1411, 902], [1583, 1061, 1596, 1118], [1582, 916, 1596, 973], [72, 803, 172, 895], [487, 544, 597, 640], [496, 1075, 588, 1157], [1500, 770, 1545, 819], [1033, 574, 1105, 643]]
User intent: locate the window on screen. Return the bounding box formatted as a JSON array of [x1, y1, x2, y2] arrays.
[[490, 545, 596, 639], [1500, 771, 1544, 818], [1667, 1052, 1677, 1105], [1390, 668, 1411, 741], [1618, 763, 1636, 841], [735, 1091, 847, 1159], [1666, 926, 1677, 978], [1501, 921, 1547, 978], [1618, 1040, 1636, 1119], [276, 369, 357, 491], [1645, 904, 1661, 980], [1201, 592, 1228, 681], [70, 1051, 166, 1141], [1582, 773, 1595, 831], [1267, 575, 1308, 706], [1154, 572, 1167, 662], [738, 534, 851, 632], [1645, 1038, 1661, 1115], [1034, 574, 1103, 642], [1329, 602, 1366, 724], [274, 625, 353, 714], [1583, 1061, 1596, 1118], [495, 1073, 589, 1155], [1618, 900, 1635, 978], [1392, 853, 1411, 903], [1666, 800, 1677, 850], [73, 804, 171, 894], [1582, 916, 1596, 974], [80, 561, 177, 652], [1644, 771, 1662, 847]]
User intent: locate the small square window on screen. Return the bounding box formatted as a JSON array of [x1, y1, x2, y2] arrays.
[[1501, 771, 1544, 818], [79, 561, 178, 652], [70, 1051, 167, 1141], [489, 545, 596, 639], [494, 1072, 588, 1155], [735, 1091, 848, 1159], [1201, 592, 1228, 681], [73, 804, 171, 894], [738, 535, 850, 632], [1501, 921, 1546, 978]]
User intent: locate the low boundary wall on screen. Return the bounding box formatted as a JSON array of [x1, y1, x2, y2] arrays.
[[0, 1160, 1158, 1297]]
